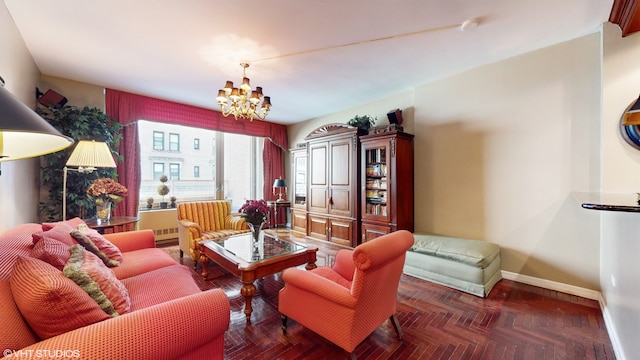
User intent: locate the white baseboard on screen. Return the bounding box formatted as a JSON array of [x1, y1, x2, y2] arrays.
[[501, 270, 600, 300], [501, 270, 625, 360]]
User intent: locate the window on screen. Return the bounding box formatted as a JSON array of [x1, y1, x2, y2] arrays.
[[153, 131, 164, 150], [194, 138, 200, 150], [153, 163, 164, 180], [169, 133, 180, 152], [169, 163, 180, 180], [138, 120, 263, 210]]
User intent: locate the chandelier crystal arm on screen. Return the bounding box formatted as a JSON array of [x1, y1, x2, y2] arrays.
[[217, 62, 271, 121]]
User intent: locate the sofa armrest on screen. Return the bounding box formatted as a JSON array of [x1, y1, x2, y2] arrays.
[[103, 229, 156, 252], [178, 220, 202, 238], [8, 289, 230, 360], [224, 214, 247, 230], [281, 268, 356, 308]]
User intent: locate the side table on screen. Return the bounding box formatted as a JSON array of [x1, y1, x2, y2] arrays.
[[84, 216, 139, 234], [267, 200, 291, 228]]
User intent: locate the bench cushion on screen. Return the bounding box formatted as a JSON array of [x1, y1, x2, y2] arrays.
[[411, 234, 500, 268]]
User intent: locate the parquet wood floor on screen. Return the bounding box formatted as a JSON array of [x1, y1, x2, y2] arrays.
[[161, 231, 615, 360]]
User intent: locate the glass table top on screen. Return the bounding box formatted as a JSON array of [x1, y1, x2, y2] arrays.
[[205, 232, 305, 263]]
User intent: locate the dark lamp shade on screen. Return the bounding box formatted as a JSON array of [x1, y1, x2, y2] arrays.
[[0, 85, 73, 161], [273, 179, 287, 188]]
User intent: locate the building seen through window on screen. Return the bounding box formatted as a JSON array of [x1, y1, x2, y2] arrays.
[[138, 120, 264, 211]]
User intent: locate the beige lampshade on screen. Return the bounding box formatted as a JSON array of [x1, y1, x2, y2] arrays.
[[65, 140, 116, 168], [0, 83, 73, 161]]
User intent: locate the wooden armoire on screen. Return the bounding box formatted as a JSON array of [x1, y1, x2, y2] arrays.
[[291, 123, 413, 248]]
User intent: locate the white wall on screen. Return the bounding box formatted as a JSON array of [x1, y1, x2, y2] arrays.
[[0, 2, 42, 232], [601, 21, 640, 360], [290, 33, 602, 290], [413, 33, 602, 289]]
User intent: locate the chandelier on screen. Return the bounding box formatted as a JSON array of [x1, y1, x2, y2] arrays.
[[216, 62, 272, 121]]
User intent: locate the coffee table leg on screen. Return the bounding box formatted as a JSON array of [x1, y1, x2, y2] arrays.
[[305, 260, 317, 270], [240, 281, 256, 322], [200, 253, 210, 279]]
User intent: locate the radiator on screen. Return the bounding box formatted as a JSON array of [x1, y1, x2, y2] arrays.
[[138, 208, 178, 243]]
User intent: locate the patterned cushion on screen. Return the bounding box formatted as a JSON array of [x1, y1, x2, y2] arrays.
[[31, 237, 72, 271], [63, 245, 130, 316], [70, 229, 122, 267], [41, 217, 87, 231], [177, 201, 231, 232], [31, 222, 77, 246], [10, 256, 110, 340]]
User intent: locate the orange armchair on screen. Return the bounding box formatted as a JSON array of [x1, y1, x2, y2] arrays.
[[278, 230, 414, 358]]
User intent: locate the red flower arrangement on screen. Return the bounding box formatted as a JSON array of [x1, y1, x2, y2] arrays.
[[86, 178, 128, 205], [238, 199, 272, 226]]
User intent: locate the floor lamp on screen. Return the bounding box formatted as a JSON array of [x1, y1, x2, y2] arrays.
[[63, 140, 116, 220]]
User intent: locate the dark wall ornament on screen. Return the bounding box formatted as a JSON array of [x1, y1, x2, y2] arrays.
[[620, 97, 640, 150]]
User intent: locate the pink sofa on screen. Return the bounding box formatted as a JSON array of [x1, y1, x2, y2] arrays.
[[0, 219, 230, 359]]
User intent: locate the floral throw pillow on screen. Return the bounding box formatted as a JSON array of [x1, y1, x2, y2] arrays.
[[70, 229, 123, 267], [63, 245, 130, 316]]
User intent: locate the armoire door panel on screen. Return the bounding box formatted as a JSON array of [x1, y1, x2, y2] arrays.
[[310, 145, 327, 186], [307, 214, 328, 240], [329, 219, 354, 247], [309, 188, 328, 213], [329, 188, 351, 217], [330, 142, 350, 186]]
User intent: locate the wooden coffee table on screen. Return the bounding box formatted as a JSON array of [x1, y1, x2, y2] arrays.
[[199, 232, 317, 323]]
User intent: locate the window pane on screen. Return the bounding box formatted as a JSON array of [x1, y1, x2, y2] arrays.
[[153, 163, 164, 180], [224, 133, 264, 211], [138, 120, 263, 209], [169, 133, 180, 151], [153, 131, 164, 150], [169, 163, 180, 180], [194, 138, 200, 150]]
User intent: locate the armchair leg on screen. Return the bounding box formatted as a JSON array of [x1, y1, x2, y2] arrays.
[[390, 314, 403, 340], [281, 314, 288, 334], [179, 249, 183, 258]]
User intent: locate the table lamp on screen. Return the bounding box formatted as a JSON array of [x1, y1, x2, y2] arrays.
[[272, 178, 287, 202], [63, 140, 116, 220]]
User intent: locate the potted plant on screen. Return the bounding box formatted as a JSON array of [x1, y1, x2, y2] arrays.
[[146, 197, 154, 209], [37, 104, 122, 221], [170, 196, 177, 208], [347, 114, 376, 132], [157, 175, 170, 208]]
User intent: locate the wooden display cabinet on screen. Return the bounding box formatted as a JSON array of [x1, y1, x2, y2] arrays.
[[360, 127, 414, 242]]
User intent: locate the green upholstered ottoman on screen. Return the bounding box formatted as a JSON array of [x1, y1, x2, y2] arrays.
[[403, 234, 501, 297]]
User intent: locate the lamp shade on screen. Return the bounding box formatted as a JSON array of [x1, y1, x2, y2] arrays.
[[66, 140, 116, 168], [273, 178, 287, 188], [0, 84, 73, 161]]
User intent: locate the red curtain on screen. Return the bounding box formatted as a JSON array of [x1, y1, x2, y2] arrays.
[[105, 89, 288, 218]]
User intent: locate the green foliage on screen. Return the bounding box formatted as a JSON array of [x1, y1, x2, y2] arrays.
[[157, 184, 170, 197], [347, 114, 376, 131], [37, 105, 123, 221]]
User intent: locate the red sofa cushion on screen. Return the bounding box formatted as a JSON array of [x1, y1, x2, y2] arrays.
[[10, 256, 110, 339]]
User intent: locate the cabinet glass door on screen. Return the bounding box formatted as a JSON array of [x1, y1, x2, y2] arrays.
[[364, 145, 388, 218], [294, 154, 306, 206]]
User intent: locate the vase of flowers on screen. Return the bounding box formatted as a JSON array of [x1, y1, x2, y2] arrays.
[[239, 199, 271, 242], [86, 178, 128, 224]]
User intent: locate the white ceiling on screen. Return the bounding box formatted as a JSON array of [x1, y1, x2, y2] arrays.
[[5, 0, 614, 125]]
